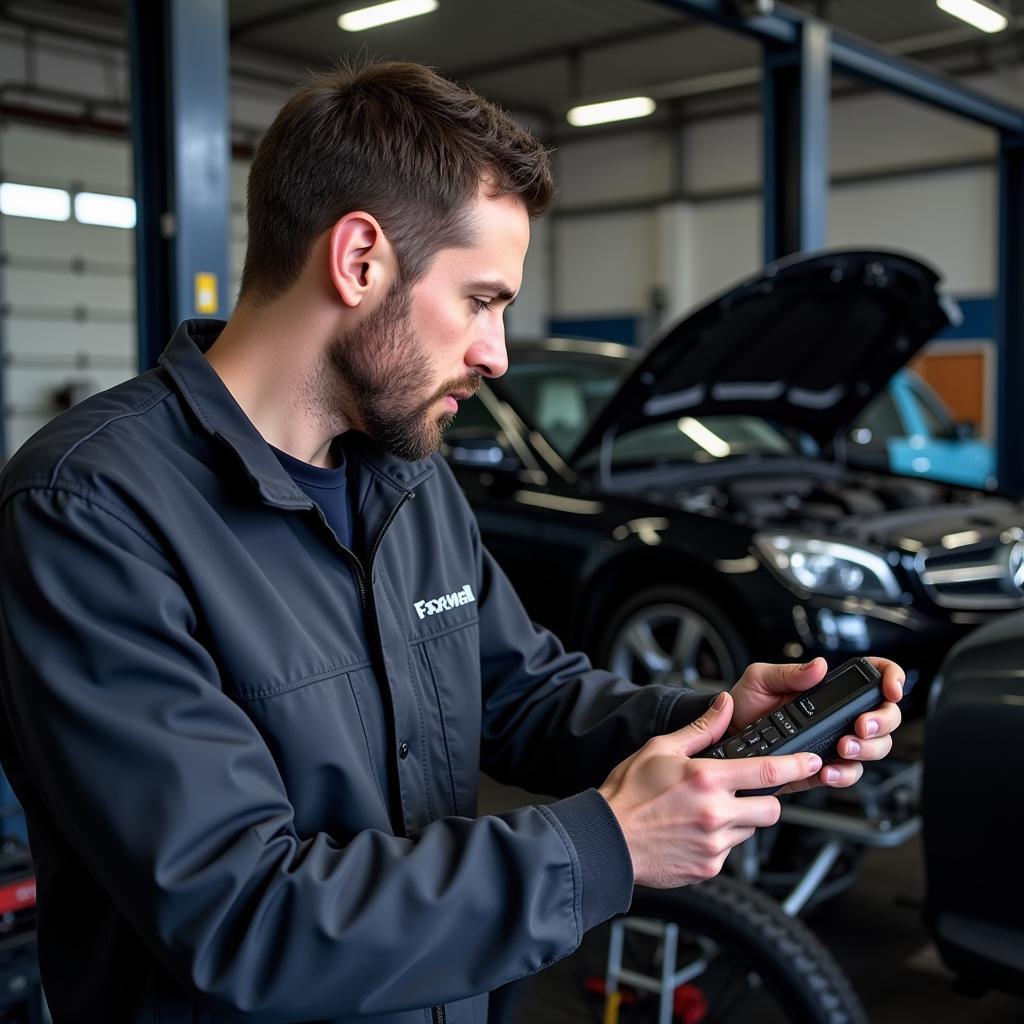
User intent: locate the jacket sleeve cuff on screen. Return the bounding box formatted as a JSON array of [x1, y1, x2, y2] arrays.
[[546, 789, 633, 932]]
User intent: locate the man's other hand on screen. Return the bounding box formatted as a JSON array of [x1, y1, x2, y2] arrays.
[[729, 657, 904, 793]]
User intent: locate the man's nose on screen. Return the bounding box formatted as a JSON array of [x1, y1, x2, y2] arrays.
[[466, 322, 508, 379]]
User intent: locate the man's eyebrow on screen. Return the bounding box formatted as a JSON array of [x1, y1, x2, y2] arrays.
[[468, 280, 518, 304]]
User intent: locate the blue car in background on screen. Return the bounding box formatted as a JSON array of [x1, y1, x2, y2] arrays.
[[849, 369, 996, 490]]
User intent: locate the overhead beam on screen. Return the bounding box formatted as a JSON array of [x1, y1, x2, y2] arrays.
[[651, 0, 1024, 134], [447, 19, 693, 82], [648, 0, 796, 44], [832, 32, 1024, 134], [231, 0, 338, 41]]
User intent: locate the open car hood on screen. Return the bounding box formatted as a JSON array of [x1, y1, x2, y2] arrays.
[[570, 249, 958, 464]]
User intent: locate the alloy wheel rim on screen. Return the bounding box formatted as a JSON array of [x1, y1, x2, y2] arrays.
[[608, 602, 737, 693]]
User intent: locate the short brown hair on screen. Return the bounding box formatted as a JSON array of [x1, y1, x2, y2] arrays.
[[239, 59, 554, 304]]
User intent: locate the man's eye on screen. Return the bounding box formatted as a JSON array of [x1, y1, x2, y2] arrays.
[[471, 297, 491, 314]]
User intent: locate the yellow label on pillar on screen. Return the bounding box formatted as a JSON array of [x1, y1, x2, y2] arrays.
[[194, 272, 219, 315]]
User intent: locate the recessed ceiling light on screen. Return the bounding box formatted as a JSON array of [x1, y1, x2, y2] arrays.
[[338, 0, 439, 32], [566, 97, 657, 128], [0, 182, 71, 221], [74, 192, 137, 229], [936, 0, 1008, 33]]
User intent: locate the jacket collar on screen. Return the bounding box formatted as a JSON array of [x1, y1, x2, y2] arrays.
[[159, 319, 436, 509]]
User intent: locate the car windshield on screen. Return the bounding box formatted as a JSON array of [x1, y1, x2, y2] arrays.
[[499, 349, 797, 465], [907, 374, 960, 441], [576, 415, 796, 468]]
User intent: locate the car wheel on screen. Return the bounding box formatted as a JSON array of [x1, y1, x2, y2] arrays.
[[597, 585, 747, 694]]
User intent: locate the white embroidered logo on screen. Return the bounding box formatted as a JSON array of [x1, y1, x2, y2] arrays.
[[414, 584, 476, 620]]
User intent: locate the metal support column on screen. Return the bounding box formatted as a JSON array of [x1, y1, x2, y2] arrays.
[[996, 133, 1024, 494], [128, 0, 230, 370], [762, 18, 830, 263]]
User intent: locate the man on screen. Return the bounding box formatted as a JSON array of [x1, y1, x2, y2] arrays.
[[0, 61, 902, 1023]]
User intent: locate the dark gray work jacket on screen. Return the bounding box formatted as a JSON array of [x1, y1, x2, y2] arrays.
[[0, 320, 708, 1023]]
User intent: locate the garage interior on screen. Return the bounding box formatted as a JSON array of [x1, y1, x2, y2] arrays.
[[1, 0, 1023, 1021]]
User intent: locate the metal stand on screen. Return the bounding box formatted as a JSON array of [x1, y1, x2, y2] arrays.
[[771, 759, 922, 914], [604, 916, 712, 1024]]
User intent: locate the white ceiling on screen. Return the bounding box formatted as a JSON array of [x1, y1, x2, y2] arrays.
[[11, 0, 1024, 130]]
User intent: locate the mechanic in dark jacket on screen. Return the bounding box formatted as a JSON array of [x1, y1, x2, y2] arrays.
[[0, 61, 904, 1023]]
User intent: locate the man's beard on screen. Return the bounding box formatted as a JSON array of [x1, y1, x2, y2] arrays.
[[325, 281, 480, 462]]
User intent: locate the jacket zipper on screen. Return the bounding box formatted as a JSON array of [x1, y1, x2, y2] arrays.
[[355, 487, 413, 608], [364, 488, 414, 597], [313, 488, 413, 610], [432, 1005, 447, 1024]]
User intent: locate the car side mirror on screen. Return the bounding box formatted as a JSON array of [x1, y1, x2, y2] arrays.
[[955, 421, 977, 440], [444, 433, 522, 472]]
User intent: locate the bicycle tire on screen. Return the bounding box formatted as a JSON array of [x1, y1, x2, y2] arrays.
[[629, 875, 867, 1024]]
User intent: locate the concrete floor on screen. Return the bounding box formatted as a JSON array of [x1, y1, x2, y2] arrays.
[[478, 768, 1023, 1024]]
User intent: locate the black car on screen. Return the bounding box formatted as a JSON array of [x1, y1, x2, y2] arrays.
[[443, 249, 1024, 703], [923, 609, 1024, 997]]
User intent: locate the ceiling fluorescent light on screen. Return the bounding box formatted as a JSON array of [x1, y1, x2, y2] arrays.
[[74, 192, 136, 229], [0, 182, 71, 221], [567, 97, 657, 128], [936, 0, 1008, 33], [338, 0, 438, 32]]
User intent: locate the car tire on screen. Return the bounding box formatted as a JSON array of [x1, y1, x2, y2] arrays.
[[595, 584, 748, 694], [629, 876, 868, 1024]]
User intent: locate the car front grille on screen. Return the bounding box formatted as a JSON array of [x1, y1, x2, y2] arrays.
[[916, 533, 1024, 609]]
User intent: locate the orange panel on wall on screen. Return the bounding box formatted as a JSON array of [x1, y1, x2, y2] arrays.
[[910, 350, 987, 435]]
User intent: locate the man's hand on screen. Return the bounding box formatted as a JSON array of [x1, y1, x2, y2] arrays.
[[729, 657, 904, 793], [598, 691, 823, 888]]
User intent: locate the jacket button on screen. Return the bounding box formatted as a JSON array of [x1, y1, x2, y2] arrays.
[[399, 741, 410, 760]]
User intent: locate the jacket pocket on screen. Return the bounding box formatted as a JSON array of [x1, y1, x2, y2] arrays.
[[413, 620, 482, 820], [237, 666, 393, 838]]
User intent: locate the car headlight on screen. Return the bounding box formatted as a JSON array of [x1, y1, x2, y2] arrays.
[[753, 533, 902, 602]]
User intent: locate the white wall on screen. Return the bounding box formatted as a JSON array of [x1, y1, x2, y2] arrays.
[[681, 73, 1002, 190], [553, 210, 657, 318], [551, 67, 1012, 329], [507, 213, 550, 338], [683, 112, 761, 195], [829, 167, 996, 295], [555, 130, 675, 206], [683, 197, 763, 308], [1, 123, 136, 453]]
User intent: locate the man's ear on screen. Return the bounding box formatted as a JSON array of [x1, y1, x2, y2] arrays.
[[327, 212, 396, 308]]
